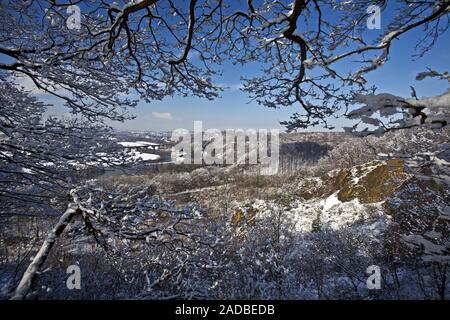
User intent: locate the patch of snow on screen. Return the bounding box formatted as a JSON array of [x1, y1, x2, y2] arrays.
[[130, 152, 160, 161], [322, 192, 341, 211], [118, 141, 160, 148]]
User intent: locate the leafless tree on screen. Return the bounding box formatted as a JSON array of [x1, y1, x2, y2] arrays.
[[0, 81, 122, 216], [1, 1, 448, 132], [11, 180, 215, 299]]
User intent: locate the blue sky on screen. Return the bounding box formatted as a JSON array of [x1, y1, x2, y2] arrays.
[[108, 1, 450, 132], [3, 2, 449, 133], [110, 26, 449, 132]]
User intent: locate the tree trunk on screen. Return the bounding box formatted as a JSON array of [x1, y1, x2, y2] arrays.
[[10, 206, 80, 300]]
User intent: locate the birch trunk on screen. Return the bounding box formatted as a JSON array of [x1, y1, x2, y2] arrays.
[[10, 206, 80, 300]]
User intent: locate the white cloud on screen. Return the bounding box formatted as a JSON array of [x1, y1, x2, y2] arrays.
[[152, 111, 173, 120]]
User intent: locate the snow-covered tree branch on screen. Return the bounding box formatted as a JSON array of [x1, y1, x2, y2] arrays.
[[10, 181, 215, 299], [0, 81, 123, 216], [1, 1, 448, 131]]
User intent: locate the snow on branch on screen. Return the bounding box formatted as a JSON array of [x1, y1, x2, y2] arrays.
[[11, 181, 214, 299], [344, 70, 449, 136]]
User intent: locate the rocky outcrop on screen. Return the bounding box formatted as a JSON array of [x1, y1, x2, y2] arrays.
[[335, 160, 409, 203], [297, 160, 411, 204]]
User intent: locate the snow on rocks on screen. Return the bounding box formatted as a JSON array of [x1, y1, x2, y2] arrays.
[[231, 196, 388, 235], [229, 161, 403, 237], [322, 192, 341, 212]]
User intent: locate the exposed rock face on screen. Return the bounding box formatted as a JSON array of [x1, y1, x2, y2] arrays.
[[335, 160, 408, 203], [297, 160, 411, 204]]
